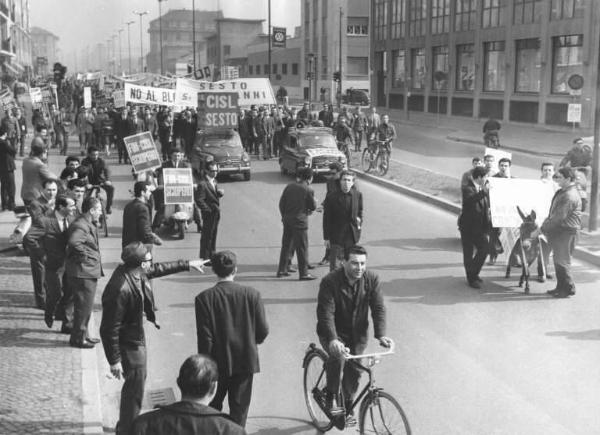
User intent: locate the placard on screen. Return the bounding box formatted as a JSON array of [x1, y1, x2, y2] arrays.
[[198, 92, 239, 129], [488, 178, 554, 229], [124, 82, 176, 106], [112, 90, 125, 108], [163, 168, 194, 204], [0, 91, 16, 113], [175, 77, 276, 108], [123, 131, 162, 174], [83, 87, 92, 108]]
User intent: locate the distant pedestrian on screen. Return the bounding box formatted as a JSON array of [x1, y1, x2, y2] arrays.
[[322, 171, 363, 271], [458, 166, 492, 289], [559, 137, 592, 171], [195, 161, 224, 260], [195, 251, 269, 427], [122, 181, 162, 249], [130, 354, 247, 435], [318, 104, 333, 127], [460, 157, 483, 189], [20, 139, 57, 205], [66, 196, 103, 348], [15, 108, 27, 157], [351, 106, 367, 151], [541, 167, 582, 298], [366, 106, 380, 137], [276, 167, 317, 280], [100, 242, 206, 435], [0, 125, 16, 211]]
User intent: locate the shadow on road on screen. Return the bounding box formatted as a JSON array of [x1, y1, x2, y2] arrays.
[[546, 330, 600, 341], [246, 416, 318, 435], [366, 237, 462, 253]]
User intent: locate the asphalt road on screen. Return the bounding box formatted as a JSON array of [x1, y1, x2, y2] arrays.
[[94, 158, 600, 435]]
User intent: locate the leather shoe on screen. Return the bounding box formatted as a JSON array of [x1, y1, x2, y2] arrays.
[[287, 266, 297, 273], [276, 271, 291, 278], [552, 291, 571, 299], [307, 264, 315, 270], [546, 289, 559, 296], [468, 280, 481, 289], [86, 337, 101, 344], [69, 340, 95, 349], [60, 325, 72, 335], [44, 315, 53, 329], [299, 274, 317, 281]]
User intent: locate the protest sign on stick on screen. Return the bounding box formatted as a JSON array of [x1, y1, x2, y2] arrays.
[[123, 132, 162, 174]]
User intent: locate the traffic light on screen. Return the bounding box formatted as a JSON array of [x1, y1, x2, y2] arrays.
[[333, 71, 341, 82]]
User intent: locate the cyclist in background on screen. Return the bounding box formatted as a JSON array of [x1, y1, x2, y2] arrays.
[[333, 115, 354, 151], [372, 114, 396, 155], [81, 146, 114, 214], [316, 245, 392, 424]]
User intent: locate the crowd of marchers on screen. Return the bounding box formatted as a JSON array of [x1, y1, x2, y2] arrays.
[[458, 137, 591, 298]]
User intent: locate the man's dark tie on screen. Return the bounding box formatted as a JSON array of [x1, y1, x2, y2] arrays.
[[63, 217, 68, 232]]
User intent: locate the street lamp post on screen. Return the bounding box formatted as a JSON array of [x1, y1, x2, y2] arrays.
[[192, 0, 196, 77], [133, 10, 149, 73], [158, 0, 167, 75], [117, 29, 124, 75], [106, 38, 112, 74], [307, 53, 314, 104], [125, 20, 135, 74]]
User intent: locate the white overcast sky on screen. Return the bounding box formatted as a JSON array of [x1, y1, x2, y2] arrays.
[[29, 0, 301, 63]]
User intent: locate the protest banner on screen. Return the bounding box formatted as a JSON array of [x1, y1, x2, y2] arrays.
[[0, 90, 16, 113], [83, 87, 92, 108], [175, 77, 276, 108], [488, 178, 554, 228], [163, 168, 194, 204], [124, 82, 176, 106], [113, 90, 125, 108], [198, 92, 239, 129], [484, 147, 512, 172], [123, 131, 162, 174]]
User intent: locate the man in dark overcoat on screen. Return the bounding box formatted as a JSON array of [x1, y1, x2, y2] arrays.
[[195, 160, 223, 259], [458, 166, 492, 288], [0, 125, 16, 211], [323, 171, 363, 271], [122, 181, 162, 248], [195, 251, 269, 427]]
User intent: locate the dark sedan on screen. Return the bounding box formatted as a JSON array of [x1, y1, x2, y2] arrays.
[[190, 128, 251, 181]]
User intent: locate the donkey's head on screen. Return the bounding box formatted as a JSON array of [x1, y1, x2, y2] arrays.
[[516, 206, 539, 249]]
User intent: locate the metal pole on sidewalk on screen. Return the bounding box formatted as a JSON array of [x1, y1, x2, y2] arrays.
[[589, 29, 600, 231]]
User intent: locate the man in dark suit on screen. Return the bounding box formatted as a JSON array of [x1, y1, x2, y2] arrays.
[[276, 167, 317, 280], [81, 146, 114, 214], [0, 126, 16, 211], [26, 195, 77, 332], [66, 196, 104, 348], [458, 166, 492, 289], [323, 171, 363, 271], [122, 181, 162, 249], [195, 251, 269, 428], [195, 161, 223, 259]]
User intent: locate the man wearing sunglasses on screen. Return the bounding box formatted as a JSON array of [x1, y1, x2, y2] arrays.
[[100, 241, 208, 435]]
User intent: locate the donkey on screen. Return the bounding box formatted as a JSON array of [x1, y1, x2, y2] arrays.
[[505, 206, 549, 293]]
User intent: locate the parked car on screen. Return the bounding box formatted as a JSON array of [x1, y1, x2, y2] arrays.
[[279, 125, 347, 176], [341, 88, 370, 106], [190, 128, 251, 181]]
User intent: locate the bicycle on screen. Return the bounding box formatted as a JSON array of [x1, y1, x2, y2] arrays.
[[303, 341, 411, 434], [362, 140, 391, 176], [336, 140, 352, 168], [87, 185, 109, 237]]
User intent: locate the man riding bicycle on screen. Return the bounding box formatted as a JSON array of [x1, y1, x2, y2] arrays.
[[333, 116, 354, 151], [81, 146, 114, 214], [369, 114, 395, 155], [316, 245, 392, 424]]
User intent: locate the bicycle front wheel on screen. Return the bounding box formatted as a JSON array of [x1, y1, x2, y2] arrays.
[[361, 149, 373, 173], [375, 152, 390, 176], [303, 349, 334, 432], [359, 390, 411, 435]]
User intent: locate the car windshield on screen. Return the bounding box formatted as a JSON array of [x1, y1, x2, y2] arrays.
[[299, 134, 337, 149], [199, 132, 240, 148]]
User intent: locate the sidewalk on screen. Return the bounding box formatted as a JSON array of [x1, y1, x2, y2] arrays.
[[0, 145, 103, 435]]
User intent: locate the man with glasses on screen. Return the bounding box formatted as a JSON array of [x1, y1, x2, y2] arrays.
[[195, 161, 224, 260], [100, 241, 207, 435]]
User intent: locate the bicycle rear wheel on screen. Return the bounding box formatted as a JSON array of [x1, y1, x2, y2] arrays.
[[361, 149, 373, 173], [303, 349, 334, 432], [359, 390, 411, 435], [375, 152, 390, 176]]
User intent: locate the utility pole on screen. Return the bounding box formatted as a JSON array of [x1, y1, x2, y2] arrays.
[[133, 11, 149, 73], [117, 29, 124, 75], [589, 15, 600, 231], [158, 0, 167, 75], [268, 0, 271, 81], [192, 0, 196, 77], [338, 7, 343, 109], [126, 20, 135, 74]]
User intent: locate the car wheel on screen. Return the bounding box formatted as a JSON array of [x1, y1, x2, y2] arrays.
[[244, 171, 251, 181]]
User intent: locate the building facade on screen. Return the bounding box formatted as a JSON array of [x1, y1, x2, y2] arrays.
[[371, 0, 600, 128], [0, 0, 32, 83], [146, 9, 220, 75], [30, 26, 59, 76]]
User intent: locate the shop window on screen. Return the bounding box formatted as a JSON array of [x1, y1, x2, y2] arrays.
[[411, 48, 426, 89], [456, 44, 475, 91], [483, 41, 505, 92], [551, 35, 583, 94], [392, 49, 406, 88], [432, 46, 449, 90], [515, 38, 541, 92]]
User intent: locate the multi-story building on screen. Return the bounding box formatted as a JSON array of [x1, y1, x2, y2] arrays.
[[206, 17, 265, 80], [30, 26, 59, 76], [146, 9, 220, 75], [371, 0, 600, 128], [0, 0, 32, 83]]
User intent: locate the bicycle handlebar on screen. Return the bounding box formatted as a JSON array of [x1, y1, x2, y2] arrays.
[[344, 341, 395, 360]]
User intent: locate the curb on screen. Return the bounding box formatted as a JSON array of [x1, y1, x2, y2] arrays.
[[445, 135, 565, 158], [353, 169, 600, 268], [81, 311, 104, 435]]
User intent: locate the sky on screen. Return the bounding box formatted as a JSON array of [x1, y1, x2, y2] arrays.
[[29, 0, 301, 68]]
